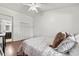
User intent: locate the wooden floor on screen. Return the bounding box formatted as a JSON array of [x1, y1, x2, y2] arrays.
[[5, 40, 28, 56]]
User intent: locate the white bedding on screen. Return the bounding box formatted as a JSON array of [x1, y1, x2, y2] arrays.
[[22, 36, 67, 56], [22, 37, 53, 56], [42, 47, 66, 56], [22, 36, 79, 56]]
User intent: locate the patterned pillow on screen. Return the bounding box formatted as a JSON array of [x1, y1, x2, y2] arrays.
[[51, 32, 67, 48], [55, 36, 77, 54]]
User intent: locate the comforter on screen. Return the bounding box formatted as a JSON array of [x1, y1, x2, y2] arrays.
[[22, 37, 65, 56]]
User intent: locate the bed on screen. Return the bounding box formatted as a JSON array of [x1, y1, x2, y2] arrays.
[[22, 34, 79, 56], [22, 36, 68, 56]]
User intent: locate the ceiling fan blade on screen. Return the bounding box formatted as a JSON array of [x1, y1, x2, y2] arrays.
[[23, 3, 32, 6], [34, 3, 41, 8], [34, 8, 38, 13], [28, 7, 32, 11], [35, 5, 40, 8]]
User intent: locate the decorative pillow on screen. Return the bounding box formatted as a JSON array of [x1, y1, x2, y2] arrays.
[[50, 32, 67, 48], [56, 36, 77, 53]]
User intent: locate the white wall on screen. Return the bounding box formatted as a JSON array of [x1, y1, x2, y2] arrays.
[[1, 5, 79, 43], [0, 6, 33, 42], [33, 6, 79, 38]]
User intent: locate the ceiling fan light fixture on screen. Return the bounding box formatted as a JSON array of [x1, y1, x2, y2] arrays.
[[24, 3, 40, 13], [28, 6, 38, 13]]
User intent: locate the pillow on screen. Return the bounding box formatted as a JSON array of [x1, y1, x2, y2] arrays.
[[50, 32, 67, 48], [74, 34, 79, 43], [55, 36, 77, 54]]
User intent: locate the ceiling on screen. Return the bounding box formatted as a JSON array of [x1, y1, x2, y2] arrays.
[[0, 3, 79, 17]]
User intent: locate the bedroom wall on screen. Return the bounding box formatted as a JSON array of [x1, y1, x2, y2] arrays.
[[33, 6, 79, 38], [0, 6, 33, 43]]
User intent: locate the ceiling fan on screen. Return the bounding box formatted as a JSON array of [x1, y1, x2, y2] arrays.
[[24, 3, 41, 13]]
